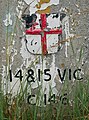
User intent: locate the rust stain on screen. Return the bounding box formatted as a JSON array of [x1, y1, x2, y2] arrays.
[[60, 63, 65, 68]]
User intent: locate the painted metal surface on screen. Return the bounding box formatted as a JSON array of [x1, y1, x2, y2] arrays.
[[2, 0, 73, 106]]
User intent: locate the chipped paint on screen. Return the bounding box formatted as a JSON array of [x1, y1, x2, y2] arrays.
[[24, 0, 59, 13], [62, 16, 74, 57], [2, 0, 75, 106], [3, 13, 12, 26], [47, 14, 61, 28], [16, 0, 24, 19], [20, 45, 59, 104], [19, 35, 65, 105], [7, 0, 70, 99]]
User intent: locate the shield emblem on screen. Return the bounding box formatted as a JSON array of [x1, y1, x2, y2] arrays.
[[25, 14, 62, 55], [24, 0, 62, 55]]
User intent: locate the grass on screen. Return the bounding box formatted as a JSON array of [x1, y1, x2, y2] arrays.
[[1, 77, 89, 120], [1, 35, 89, 119], [1, 46, 89, 120], [1, 48, 89, 120]]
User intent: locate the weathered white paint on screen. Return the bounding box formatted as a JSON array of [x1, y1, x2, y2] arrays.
[[16, 0, 24, 19], [16, 0, 61, 54], [14, 1, 64, 101], [62, 16, 69, 57], [47, 34, 58, 53], [27, 55, 59, 104], [2, 0, 74, 106], [24, 0, 59, 12], [2, 65, 6, 94], [25, 34, 59, 54], [3, 13, 12, 26], [26, 35, 42, 54], [47, 14, 60, 29], [62, 16, 74, 57], [18, 33, 61, 105], [2, 43, 19, 96]]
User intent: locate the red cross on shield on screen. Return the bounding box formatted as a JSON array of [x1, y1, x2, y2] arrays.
[[25, 14, 62, 55]]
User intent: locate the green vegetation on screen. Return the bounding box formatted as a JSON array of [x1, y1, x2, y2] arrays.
[[1, 74, 89, 120]]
